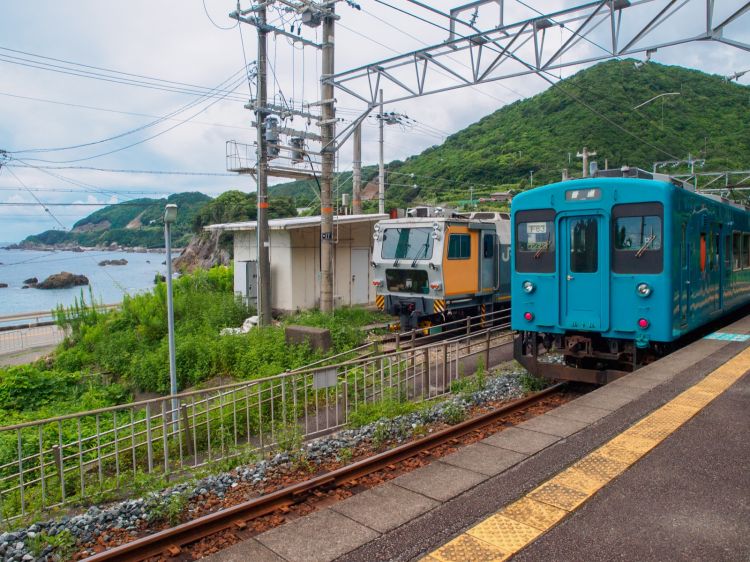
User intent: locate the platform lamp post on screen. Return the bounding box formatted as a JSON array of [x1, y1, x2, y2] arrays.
[[164, 203, 178, 425]]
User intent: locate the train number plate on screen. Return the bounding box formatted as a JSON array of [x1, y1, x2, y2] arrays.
[[526, 222, 547, 234]]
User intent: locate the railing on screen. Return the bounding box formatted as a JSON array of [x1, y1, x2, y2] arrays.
[[0, 325, 65, 355], [0, 309, 511, 524]]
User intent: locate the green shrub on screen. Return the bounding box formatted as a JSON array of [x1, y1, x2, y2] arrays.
[[519, 373, 548, 393]]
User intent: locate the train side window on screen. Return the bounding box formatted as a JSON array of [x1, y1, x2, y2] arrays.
[[483, 234, 494, 258], [611, 202, 663, 274], [700, 234, 706, 273], [570, 217, 598, 273], [733, 232, 742, 271], [681, 223, 687, 269], [725, 235, 731, 271], [743, 234, 750, 268], [515, 209, 556, 273], [447, 234, 471, 260]]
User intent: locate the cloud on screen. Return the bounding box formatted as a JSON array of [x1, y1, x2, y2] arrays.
[[0, 0, 748, 241]]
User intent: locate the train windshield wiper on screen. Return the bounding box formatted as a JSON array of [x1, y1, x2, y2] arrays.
[[533, 234, 551, 259], [411, 231, 431, 267], [635, 234, 657, 258]]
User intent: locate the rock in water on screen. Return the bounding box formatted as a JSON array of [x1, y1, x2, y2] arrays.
[[0, 283, 7, 288], [36, 272, 89, 290], [23, 277, 38, 285], [98, 259, 128, 266]]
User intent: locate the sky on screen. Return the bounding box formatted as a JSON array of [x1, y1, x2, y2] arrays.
[[0, 0, 747, 242]]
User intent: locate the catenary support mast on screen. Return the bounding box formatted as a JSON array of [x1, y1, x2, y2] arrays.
[[320, 5, 336, 312]]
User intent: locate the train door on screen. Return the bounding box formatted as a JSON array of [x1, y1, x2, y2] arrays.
[[480, 231, 497, 291], [560, 215, 605, 331], [679, 222, 688, 327], [721, 228, 730, 310]]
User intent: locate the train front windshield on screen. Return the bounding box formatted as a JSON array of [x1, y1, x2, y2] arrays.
[[380, 227, 434, 261]]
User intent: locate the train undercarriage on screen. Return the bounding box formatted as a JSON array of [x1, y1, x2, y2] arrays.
[[515, 330, 673, 385]]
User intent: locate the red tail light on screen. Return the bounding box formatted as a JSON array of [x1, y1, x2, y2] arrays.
[[638, 318, 649, 329], [524, 312, 534, 321]]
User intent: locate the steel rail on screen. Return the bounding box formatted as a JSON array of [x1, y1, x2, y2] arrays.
[[85, 383, 566, 562]]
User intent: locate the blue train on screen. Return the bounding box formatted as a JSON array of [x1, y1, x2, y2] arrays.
[[511, 168, 750, 384]]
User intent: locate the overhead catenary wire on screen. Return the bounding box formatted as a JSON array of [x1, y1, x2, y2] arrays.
[[370, 0, 682, 161]]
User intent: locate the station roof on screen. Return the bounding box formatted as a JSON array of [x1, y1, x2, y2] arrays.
[[205, 213, 388, 232]]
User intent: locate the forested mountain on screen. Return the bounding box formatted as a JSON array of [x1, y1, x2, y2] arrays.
[[22, 192, 211, 248], [271, 60, 750, 209]]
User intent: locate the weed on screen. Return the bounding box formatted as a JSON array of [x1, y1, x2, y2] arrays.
[[519, 373, 547, 393], [371, 423, 391, 449], [442, 402, 466, 425], [273, 421, 302, 455], [27, 529, 76, 561], [348, 390, 423, 428], [148, 492, 188, 526], [337, 447, 353, 464]]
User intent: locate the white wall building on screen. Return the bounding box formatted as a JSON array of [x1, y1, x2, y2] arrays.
[[206, 214, 387, 312]]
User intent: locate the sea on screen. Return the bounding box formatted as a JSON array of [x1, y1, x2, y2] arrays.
[[0, 247, 168, 320]]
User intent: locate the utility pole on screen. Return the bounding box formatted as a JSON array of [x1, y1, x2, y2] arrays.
[[576, 147, 597, 178], [255, 4, 272, 327], [319, 5, 336, 313], [352, 123, 362, 214], [378, 89, 385, 215]]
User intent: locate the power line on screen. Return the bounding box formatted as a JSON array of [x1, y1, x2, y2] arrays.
[[0, 45, 249, 100], [0, 90, 255, 132], [4, 167, 68, 229], [7, 67, 252, 155], [5, 163, 235, 176], [203, 0, 239, 30]]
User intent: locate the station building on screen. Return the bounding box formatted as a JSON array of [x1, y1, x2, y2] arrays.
[[205, 214, 387, 313]]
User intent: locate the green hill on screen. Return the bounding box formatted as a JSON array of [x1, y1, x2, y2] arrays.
[[272, 60, 750, 208], [24, 192, 211, 248]]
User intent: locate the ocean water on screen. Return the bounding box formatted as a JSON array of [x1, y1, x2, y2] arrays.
[[0, 248, 168, 318]]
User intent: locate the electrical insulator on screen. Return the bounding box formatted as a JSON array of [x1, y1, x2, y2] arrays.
[[265, 116, 280, 158], [290, 137, 305, 163]]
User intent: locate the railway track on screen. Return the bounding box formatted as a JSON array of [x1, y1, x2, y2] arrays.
[[85, 383, 567, 562]]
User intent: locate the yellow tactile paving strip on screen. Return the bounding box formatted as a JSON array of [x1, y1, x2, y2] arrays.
[[424, 346, 750, 561]]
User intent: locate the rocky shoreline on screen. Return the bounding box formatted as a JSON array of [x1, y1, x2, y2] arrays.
[[2, 243, 176, 254]]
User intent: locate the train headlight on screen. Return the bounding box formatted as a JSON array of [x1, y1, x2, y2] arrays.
[[372, 279, 383, 287], [432, 231, 440, 240], [429, 282, 442, 290], [522, 280, 536, 294], [636, 283, 652, 297]]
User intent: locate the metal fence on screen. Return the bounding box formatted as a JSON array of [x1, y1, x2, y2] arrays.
[[0, 325, 65, 356], [0, 310, 510, 524]]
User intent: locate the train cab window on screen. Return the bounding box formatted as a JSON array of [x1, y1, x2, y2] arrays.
[[570, 217, 598, 273], [447, 234, 471, 259], [733, 232, 742, 270], [743, 234, 750, 268], [515, 209, 556, 273], [381, 228, 434, 261], [612, 203, 663, 274]]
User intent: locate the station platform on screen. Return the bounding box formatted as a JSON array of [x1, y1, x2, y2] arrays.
[[209, 315, 750, 562]]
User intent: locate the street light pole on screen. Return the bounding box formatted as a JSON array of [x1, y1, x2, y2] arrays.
[[164, 203, 178, 425]]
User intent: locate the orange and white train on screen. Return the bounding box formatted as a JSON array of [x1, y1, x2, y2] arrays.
[[371, 212, 511, 331]]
